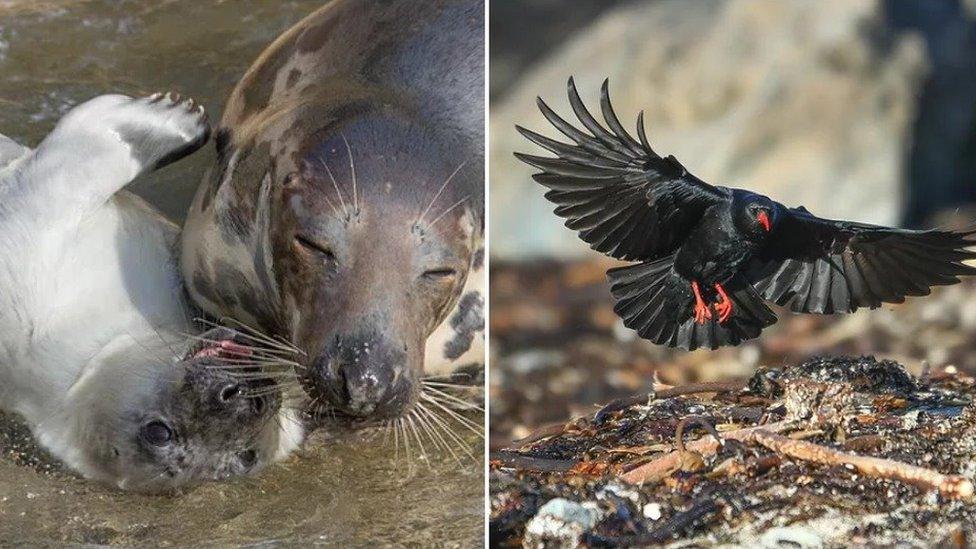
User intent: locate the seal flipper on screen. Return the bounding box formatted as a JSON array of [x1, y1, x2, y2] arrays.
[[14, 93, 210, 213], [607, 257, 777, 351], [117, 93, 211, 172]]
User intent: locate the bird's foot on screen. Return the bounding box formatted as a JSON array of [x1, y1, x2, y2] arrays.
[[713, 282, 733, 324], [691, 280, 713, 325]]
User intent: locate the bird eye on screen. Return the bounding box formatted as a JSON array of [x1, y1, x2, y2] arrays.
[[141, 421, 174, 446], [422, 268, 457, 280], [294, 234, 336, 262]]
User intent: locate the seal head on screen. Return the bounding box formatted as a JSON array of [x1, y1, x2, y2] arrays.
[[181, 0, 484, 421], [37, 334, 292, 493]]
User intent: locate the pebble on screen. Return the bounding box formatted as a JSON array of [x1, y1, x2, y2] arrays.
[[523, 498, 601, 549], [642, 502, 662, 520]]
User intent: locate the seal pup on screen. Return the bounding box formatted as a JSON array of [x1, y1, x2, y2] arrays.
[[181, 0, 485, 423], [0, 93, 303, 492]]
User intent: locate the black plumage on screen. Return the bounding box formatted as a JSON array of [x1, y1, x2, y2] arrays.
[[515, 78, 976, 351]]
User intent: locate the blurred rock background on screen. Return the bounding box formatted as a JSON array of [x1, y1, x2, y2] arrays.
[[491, 0, 976, 258], [490, 0, 976, 444]]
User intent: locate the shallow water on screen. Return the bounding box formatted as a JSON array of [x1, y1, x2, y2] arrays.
[[0, 412, 483, 546], [0, 0, 322, 220], [0, 1, 484, 545]]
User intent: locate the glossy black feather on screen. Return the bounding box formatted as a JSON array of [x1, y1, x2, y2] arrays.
[[608, 257, 776, 351], [515, 77, 727, 262], [746, 210, 976, 314]]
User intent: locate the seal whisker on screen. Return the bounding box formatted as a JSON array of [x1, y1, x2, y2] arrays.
[[421, 404, 477, 461], [421, 380, 481, 390], [418, 398, 481, 452], [417, 160, 467, 226], [416, 408, 456, 462], [399, 417, 414, 474], [415, 406, 449, 452], [180, 332, 299, 360], [122, 331, 179, 369], [422, 385, 484, 412], [405, 411, 428, 463], [146, 323, 182, 361], [203, 356, 302, 368], [301, 163, 343, 221], [192, 317, 304, 357], [213, 317, 305, 356], [420, 393, 484, 436], [219, 371, 299, 381], [391, 418, 400, 465], [414, 403, 464, 464], [401, 418, 411, 470], [243, 384, 299, 398], [421, 372, 475, 383], [416, 404, 457, 455], [318, 157, 349, 220], [426, 195, 469, 230], [340, 133, 358, 214], [424, 393, 483, 414]]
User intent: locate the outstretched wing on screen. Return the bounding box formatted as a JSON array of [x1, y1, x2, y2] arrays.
[[515, 77, 728, 261], [746, 207, 976, 314]]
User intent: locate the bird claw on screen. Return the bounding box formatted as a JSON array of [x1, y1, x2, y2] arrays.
[[694, 303, 713, 325], [713, 283, 734, 324], [691, 281, 713, 325], [715, 300, 733, 323]]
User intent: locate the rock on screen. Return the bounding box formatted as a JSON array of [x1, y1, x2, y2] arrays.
[[492, 0, 928, 259], [522, 498, 601, 549]]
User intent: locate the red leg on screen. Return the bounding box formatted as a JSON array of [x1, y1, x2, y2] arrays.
[[691, 280, 713, 325], [713, 282, 733, 324]]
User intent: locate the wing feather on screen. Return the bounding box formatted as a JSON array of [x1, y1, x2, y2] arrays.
[[515, 77, 728, 261], [746, 208, 976, 313]]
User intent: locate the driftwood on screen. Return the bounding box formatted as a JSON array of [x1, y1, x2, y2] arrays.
[[744, 429, 974, 500], [621, 421, 974, 500], [619, 421, 791, 484]]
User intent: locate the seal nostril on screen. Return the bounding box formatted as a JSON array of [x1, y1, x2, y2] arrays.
[[335, 363, 352, 404], [251, 396, 266, 414], [219, 383, 242, 403], [237, 449, 257, 468]]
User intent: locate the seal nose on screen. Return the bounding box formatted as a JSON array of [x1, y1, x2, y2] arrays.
[[336, 361, 388, 416], [315, 337, 412, 418]]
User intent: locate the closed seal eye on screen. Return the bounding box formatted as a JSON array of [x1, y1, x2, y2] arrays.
[[422, 268, 457, 280], [294, 234, 336, 262]]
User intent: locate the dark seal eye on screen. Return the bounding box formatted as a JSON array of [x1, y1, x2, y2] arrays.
[[422, 268, 456, 280], [294, 234, 336, 262], [237, 449, 258, 468], [141, 421, 174, 446]]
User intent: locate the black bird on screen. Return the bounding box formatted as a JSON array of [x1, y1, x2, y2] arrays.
[[515, 78, 976, 351]]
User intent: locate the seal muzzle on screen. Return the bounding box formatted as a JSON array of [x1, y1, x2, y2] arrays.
[[310, 333, 414, 418]]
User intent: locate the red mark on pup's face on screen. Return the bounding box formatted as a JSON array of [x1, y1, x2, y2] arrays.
[[192, 340, 253, 360], [757, 210, 771, 232]]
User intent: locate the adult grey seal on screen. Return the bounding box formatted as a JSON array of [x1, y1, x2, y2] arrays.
[[0, 93, 303, 492], [181, 0, 485, 421]]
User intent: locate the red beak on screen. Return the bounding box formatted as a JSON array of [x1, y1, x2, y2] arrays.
[[757, 210, 771, 232]]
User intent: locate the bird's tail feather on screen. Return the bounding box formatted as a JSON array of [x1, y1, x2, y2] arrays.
[[607, 258, 777, 351]]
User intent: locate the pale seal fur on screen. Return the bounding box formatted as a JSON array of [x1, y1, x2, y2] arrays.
[[0, 93, 303, 492], [181, 0, 485, 422]]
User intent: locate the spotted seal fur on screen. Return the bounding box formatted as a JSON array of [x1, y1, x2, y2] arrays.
[[181, 0, 484, 421]]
